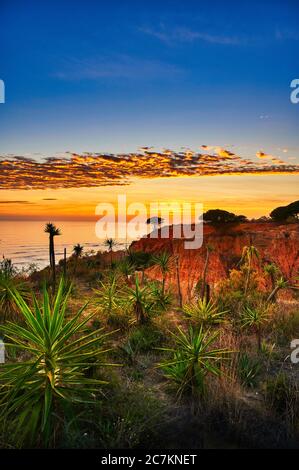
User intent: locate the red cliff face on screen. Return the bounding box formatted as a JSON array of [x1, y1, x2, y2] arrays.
[[130, 222, 299, 301]]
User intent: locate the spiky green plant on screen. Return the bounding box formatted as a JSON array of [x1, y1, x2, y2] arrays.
[[241, 245, 260, 295], [127, 251, 154, 284], [152, 251, 172, 294], [0, 260, 30, 324], [126, 276, 154, 324], [241, 305, 269, 350], [267, 277, 289, 303], [116, 257, 135, 283], [263, 262, 280, 291], [183, 298, 228, 328], [148, 281, 173, 312], [93, 274, 124, 316], [0, 279, 113, 447], [237, 353, 260, 388], [158, 326, 232, 397]]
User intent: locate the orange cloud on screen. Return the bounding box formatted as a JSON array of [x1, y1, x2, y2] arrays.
[[0, 148, 298, 190]]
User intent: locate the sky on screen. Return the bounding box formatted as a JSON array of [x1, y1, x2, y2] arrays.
[[0, 0, 298, 221]]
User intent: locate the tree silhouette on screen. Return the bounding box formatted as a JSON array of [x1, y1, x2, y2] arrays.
[[270, 200, 299, 221], [72, 244, 83, 274], [44, 223, 61, 292], [146, 216, 164, 231], [104, 238, 117, 267], [203, 209, 247, 224]]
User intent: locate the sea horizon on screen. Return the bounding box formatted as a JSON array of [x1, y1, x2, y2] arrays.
[[0, 219, 141, 270]]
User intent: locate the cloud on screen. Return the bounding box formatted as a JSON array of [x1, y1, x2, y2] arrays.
[[256, 151, 285, 162], [256, 151, 270, 159], [53, 55, 183, 81], [0, 147, 298, 191], [0, 200, 34, 204], [275, 29, 299, 41], [42, 198, 58, 201], [140, 26, 245, 46]]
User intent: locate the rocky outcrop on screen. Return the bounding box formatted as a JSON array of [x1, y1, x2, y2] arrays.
[[130, 222, 299, 301]]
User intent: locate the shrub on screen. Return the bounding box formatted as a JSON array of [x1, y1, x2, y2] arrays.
[[263, 373, 299, 431], [125, 325, 165, 354]]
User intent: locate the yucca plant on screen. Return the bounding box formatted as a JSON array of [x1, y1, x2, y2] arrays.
[[148, 281, 173, 313], [152, 251, 172, 294], [116, 257, 135, 283], [237, 353, 260, 388], [44, 223, 61, 292], [0, 279, 114, 447], [263, 262, 280, 291], [241, 245, 260, 295], [183, 297, 228, 328], [126, 276, 154, 324], [267, 277, 289, 303], [0, 270, 30, 324], [127, 251, 154, 284], [93, 274, 124, 316], [158, 326, 232, 397], [241, 305, 269, 350]]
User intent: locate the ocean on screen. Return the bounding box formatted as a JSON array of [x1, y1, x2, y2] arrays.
[[0, 220, 140, 271]]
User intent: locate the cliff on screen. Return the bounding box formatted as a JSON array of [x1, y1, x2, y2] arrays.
[[130, 222, 299, 301]]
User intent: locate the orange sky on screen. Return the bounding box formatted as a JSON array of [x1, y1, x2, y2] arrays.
[[1, 174, 298, 221]]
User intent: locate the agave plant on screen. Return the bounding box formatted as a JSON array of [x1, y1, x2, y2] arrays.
[[241, 305, 269, 350], [183, 298, 228, 328], [0, 279, 113, 447], [158, 326, 232, 397]]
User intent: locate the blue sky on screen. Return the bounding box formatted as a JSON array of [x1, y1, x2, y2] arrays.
[[0, 0, 298, 157]]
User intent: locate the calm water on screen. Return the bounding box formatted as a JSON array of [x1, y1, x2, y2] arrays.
[[0, 220, 141, 270]]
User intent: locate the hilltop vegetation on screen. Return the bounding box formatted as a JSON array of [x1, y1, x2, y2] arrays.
[[0, 214, 299, 449]]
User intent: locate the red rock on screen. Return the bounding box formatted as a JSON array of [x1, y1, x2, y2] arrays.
[[130, 222, 299, 301]]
